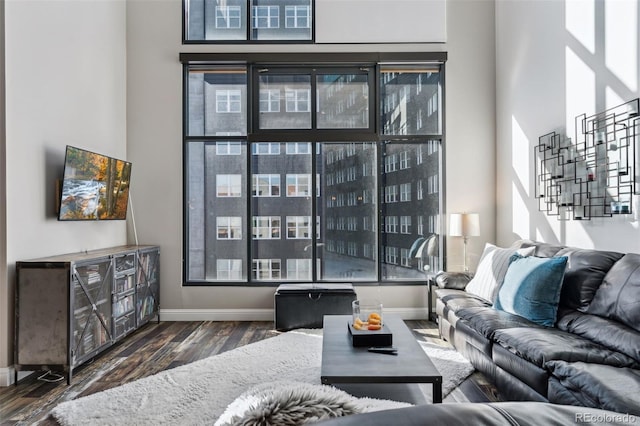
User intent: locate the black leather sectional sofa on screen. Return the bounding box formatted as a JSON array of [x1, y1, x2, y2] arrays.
[[315, 401, 639, 425], [435, 240, 640, 415]]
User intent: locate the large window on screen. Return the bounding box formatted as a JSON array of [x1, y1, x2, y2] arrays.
[[184, 57, 444, 285]]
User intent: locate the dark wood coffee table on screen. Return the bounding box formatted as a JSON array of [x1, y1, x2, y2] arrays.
[[321, 314, 443, 404]]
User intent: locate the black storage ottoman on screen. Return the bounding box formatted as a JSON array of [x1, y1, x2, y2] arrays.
[[274, 283, 357, 331]]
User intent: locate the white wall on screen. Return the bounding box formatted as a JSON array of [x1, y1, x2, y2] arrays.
[[315, 0, 446, 43], [444, 0, 496, 271], [126, 0, 496, 318], [0, 0, 8, 386], [0, 0, 127, 384], [496, 0, 640, 253]]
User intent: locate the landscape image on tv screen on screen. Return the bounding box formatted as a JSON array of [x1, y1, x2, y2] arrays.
[[58, 146, 132, 221]]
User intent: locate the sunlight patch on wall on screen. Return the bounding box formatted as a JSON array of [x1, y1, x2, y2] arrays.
[[565, 0, 595, 54], [606, 87, 626, 108], [605, 0, 638, 92], [565, 46, 595, 131], [512, 181, 529, 239], [511, 115, 530, 195]]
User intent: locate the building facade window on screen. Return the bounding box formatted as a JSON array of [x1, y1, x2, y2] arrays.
[[286, 174, 311, 196], [217, 259, 243, 280], [286, 216, 311, 239], [216, 141, 242, 155], [384, 185, 398, 203], [183, 59, 444, 285], [252, 5, 279, 29], [400, 183, 411, 202], [285, 89, 311, 112], [253, 174, 280, 196], [400, 215, 411, 234], [217, 216, 243, 239], [287, 258, 311, 279], [252, 259, 281, 280], [259, 89, 280, 112], [215, 6, 242, 29], [285, 5, 310, 28], [286, 142, 311, 154], [216, 174, 242, 197], [253, 216, 281, 239], [216, 90, 242, 113], [253, 142, 280, 155]]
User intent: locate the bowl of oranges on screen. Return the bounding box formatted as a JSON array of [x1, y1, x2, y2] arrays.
[[351, 300, 383, 331]]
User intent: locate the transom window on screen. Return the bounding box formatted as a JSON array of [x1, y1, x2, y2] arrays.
[[185, 0, 313, 42], [183, 56, 445, 285]]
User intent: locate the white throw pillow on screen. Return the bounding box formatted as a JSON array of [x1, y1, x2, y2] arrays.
[[465, 243, 535, 303]]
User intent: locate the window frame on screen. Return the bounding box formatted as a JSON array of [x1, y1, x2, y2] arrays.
[[181, 52, 447, 287]]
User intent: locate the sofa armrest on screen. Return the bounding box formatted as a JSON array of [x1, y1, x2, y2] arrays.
[[434, 271, 473, 290]]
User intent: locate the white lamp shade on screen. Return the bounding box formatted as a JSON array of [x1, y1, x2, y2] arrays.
[[449, 213, 480, 237]]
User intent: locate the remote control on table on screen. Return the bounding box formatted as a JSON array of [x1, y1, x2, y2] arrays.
[[368, 346, 398, 355]]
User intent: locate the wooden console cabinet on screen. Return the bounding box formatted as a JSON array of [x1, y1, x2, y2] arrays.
[[14, 245, 160, 384]]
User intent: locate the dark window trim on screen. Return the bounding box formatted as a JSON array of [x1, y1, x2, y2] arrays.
[[180, 52, 447, 65]]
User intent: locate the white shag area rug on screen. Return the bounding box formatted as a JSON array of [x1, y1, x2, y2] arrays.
[[52, 330, 474, 426]]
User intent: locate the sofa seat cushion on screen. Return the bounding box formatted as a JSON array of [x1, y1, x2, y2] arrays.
[[492, 344, 550, 397], [434, 289, 491, 313], [493, 327, 639, 369], [547, 361, 640, 416], [557, 308, 640, 363], [456, 307, 544, 340]]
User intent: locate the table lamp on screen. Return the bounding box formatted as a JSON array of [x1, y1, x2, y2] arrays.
[[449, 213, 480, 272]]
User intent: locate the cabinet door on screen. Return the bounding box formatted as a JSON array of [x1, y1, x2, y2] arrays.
[[72, 258, 113, 364], [136, 248, 160, 325], [113, 252, 137, 339]]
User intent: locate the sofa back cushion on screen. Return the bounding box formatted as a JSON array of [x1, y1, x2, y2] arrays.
[[588, 253, 640, 333], [555, 247, 624, 311], [518, 240, 566, 257]]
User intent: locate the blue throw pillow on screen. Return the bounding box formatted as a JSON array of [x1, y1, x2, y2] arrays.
[[494, 254, 568, 327]]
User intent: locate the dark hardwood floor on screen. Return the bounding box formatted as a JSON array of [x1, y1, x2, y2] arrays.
[[0, 320, 500, 425]]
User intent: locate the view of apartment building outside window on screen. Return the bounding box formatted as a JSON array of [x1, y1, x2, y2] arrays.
[[184, 60, 443, 284]]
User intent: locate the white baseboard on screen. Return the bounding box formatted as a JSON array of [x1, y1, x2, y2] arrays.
[[159, 308, 428, 322], [0, 366, 14, 386], [159, 308, 275, 322]]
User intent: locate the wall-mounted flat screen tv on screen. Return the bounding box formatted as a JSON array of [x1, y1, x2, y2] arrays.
[[58, 145, 132, 221]]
